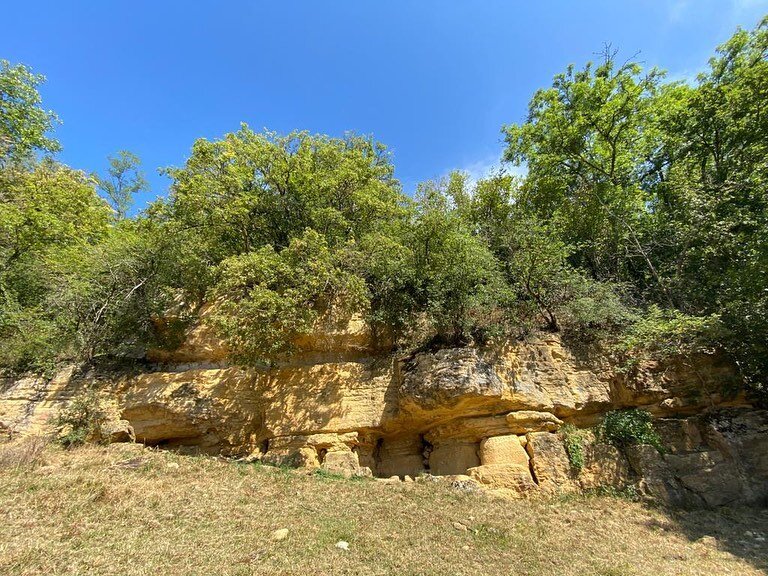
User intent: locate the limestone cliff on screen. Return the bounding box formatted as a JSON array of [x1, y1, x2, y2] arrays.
[[1, 317, 765, 507]]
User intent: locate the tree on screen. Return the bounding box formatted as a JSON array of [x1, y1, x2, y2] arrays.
[[501, 19, 768, 401], [0, 159, 112, 369], [97, 151, 147, 220], [209, 229, 367, 365], [41, 220, 189, 361], [649, 18, 768, 398], [409, 177, 510, 344], [163, 126, 405, 262], [0, 60, 60, 165], [503, 48, 668, 295], [0, 159, 110, 269]]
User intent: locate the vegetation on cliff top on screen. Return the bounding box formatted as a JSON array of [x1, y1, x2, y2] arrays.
[[1, 19, 767, 401]]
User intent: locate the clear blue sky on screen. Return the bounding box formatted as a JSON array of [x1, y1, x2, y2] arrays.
[[3, 1, 767, 210]]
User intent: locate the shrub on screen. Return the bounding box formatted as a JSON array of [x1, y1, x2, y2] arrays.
[[596, 409, 663, 453], [616, 306, 722, 367], [559, 424, 585, 472], [209, 230, 368, 366], [55, 389, 109, 448], [0, 435, 49, 470]]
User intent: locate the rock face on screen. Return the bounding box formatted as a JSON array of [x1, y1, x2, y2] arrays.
[[0, 319, 763, 507], [627, 410, 768, 507]]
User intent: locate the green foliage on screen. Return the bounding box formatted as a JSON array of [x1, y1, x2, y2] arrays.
[[353, 232, 418, 340], [650, 18, 768, 400], [209, 229, 367, 365], [163, 126, 404, 259], [42, 221, 190, 360], [617, 306, 723, 364], [55, 389, 108, 448], [411, 178, 510, 343], [0, 60, 60, 164], [0, 160, 113, 370], [597, 409, 663, 453], [97, 150, 147, 219], [503, 48, 666, 287], [557, 275, 631, 338], [501, 19, 768, 401], [0, 19, 767, 390], [559, 424, 585, 472], [0, 159, 111, 268], [504, 217, 630, 336]]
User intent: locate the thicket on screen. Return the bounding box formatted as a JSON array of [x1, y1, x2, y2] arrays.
[[1, 18, 767, 402]]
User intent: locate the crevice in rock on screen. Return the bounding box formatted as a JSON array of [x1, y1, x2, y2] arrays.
[[526, 435, 540, 485], [372, 437, 384, 474], [421, 435, 433, 472]]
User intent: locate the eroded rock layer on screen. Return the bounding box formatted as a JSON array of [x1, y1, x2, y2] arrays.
[[1, 325, 764, 507]]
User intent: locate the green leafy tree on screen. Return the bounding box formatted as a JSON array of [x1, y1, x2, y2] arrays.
[[503, 48, 668, 296], [209, 229, 367, 365], [0, 160, 112, 369], [164, 126, 405, 261], [0, 159, 110, 268], [409, 177, 510, 344], [97, 151, 147, 219], [353, 231, 419, 342], [652, 19, 768, 397], [42, 221, 188, 361], [157, 126, 410, 361], [0, 60, 60, 165]]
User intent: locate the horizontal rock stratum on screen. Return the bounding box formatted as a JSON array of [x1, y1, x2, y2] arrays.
[[1, 316, 765, 507]]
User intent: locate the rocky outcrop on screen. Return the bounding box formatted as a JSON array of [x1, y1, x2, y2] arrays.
[[627, 410, 768, 507], [0, 321, 763, 507]]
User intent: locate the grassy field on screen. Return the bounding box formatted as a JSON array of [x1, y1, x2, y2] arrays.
[[1, 440, 766, 576]]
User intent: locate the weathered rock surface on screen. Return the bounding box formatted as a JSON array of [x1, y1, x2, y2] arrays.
[[468, 463, 538, 494], [627, 410, 768, 507], [1, 326, 763, 507]]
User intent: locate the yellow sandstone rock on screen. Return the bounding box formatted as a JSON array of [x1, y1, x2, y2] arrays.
[[467, 464, 538, 495], [2, 320, 762, 505], [479, 435, 529, 467]]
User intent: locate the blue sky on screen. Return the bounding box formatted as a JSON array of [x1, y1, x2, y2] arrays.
[[3, 1, 767, 210]]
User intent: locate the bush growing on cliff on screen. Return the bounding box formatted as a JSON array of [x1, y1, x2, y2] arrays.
[[559, 424, 586, 472], [55, 389, 109, 448], [617, 307, 722, 359], [597, 409, 663, 453], [209, 230, 367, 365]]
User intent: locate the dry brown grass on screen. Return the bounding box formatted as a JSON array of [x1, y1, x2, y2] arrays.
[[1, 443, 766, 576], [0, 435, 49, 471]]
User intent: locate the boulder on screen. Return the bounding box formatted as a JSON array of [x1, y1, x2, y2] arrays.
[[625, 445, 694, 507], [505, 411, 563, 434], [577, 441, 631, 490], [665, 451, 743, 507], [399, 348, 504, 411], [700, 408, 768, 504], [479, 435, 529, 467], [100, 419, 135, 444], [467, 464, 538, 495], [525, 432, 574, 493], [321, 450, 360, 476], [655, 418, 702, 454]]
